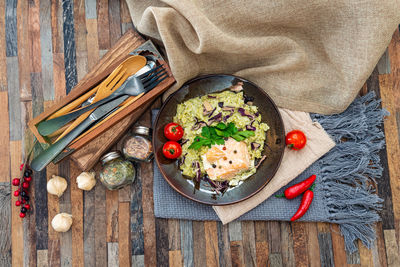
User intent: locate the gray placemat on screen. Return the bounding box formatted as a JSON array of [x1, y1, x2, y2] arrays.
[[151, 92, 387, 252]]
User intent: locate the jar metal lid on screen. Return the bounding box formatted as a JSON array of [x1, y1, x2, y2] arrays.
[[100, 151, 121, 164], [132, 125, 150, 136]]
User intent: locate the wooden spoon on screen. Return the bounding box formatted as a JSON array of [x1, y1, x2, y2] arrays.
[[54, 55, 146, 141]]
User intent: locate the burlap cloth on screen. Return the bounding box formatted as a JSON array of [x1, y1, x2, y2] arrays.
[[125, 1, 396, 225], [126, 0, 399, 114]]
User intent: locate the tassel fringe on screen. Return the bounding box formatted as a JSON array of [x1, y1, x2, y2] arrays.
[[312, 92, 388, 252]]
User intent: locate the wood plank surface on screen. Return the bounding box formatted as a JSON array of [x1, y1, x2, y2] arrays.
[[70, 162, 84, 267], [180, 220, 194, 267], [193, 221, 206, 267], [97, 0, 110, 50], [17, 0, 31, 100], [292, 222, 310, 267], [10, 141, 23, 267], [230, 240, 245, 267], [46, 163, 60, 267], [119, 202, 131, 267], [5, 1, 400, 266], [58, 160, 72, 267], [280, 222, 295, 267], [0, 0, 7, 91], [205, 221, 220, 267], [217, 222, 232, 267], [94, 180, 107, 266], [241, 221, 257, 267], [0, 92, 10, 182]]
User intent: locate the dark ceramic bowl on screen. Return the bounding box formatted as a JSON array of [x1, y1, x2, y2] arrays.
[[153, 75, 285, 205]]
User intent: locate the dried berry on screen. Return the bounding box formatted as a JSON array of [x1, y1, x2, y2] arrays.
[[13, 190, 20, 197], [21, 207, 27, 213], [24, 204, 30, 210], [12, 178, 20, 186], [15, 200, 21, 206], [19, 212, 26, 218], [22, 182, 29, 189], [24, 176, 32, 182], [24, 169, 32, 177]]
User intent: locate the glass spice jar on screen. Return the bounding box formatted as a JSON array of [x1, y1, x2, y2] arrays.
[[122, 126, 153, 163], [99, 151, 136, 190]]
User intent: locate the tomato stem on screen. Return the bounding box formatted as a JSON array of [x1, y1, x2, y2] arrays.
[[275, 193, 286, 198], [288, 144, 294, 149], [169, 148, 175, 154]]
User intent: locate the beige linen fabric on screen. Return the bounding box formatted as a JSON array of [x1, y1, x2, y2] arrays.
[[213, 109, 335, 224], [125, 0, 399, 114]]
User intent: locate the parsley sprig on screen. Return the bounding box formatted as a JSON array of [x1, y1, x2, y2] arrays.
[[188, 122, 255, 150]]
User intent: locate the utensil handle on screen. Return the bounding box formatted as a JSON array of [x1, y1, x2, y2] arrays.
[[37, 92, 121, 136], [31, 116, 96, 172]]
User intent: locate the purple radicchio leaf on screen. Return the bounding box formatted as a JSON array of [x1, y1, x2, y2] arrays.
[[205, 176, 229, 194], [251, 142, 261, 150], [238, 108, 254, 120], [180, 139, 189, 145], [246, 125, 256, 131], [208, 107, 216, 118], [192, 120, 207, 130], [192, 161, 201, 182], [208, 113, 222, 125], [178, 153, 187, 167], [223, 114, 231, 122]]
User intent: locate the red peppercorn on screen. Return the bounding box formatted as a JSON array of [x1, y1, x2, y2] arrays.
[[13, 190, 20, 197], [222, 147, 226, 150], [22, 182, 29, 189], [15, 200, 21, 206], [24, 176, 32, 182], [12, 178, 20, 186], [20, 163, 24, 171], [24, 204, 30, 210], [19, 212, 26, 218]]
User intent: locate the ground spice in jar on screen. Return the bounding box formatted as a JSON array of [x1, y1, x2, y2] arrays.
[[122, 126, 153, 162], [99, 151, 136, 190]]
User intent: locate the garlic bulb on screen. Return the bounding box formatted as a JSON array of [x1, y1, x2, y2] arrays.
[[51, 213, 73, 232], [76, 171, 96, 191], [47, 175, 68, 197]]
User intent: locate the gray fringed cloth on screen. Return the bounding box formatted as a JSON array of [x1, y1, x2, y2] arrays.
[[152, 92, 387, 252]]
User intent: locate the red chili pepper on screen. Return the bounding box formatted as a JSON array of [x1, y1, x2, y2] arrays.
[[290, 184, 315, 221], [276, 175, 316, 199]]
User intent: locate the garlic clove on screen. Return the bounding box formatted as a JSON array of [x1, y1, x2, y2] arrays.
[[47, 175, 68, 197], [76, 171, 96, 191], [51, 213, 73, 232]]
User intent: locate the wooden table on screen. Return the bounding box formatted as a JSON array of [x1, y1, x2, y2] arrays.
[[1, 1, 399, 266]]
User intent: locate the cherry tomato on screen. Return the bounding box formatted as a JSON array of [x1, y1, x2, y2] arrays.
[[285, 130, 307, 150], [164, 123, 184, 141], [162, 141, 182, 159]]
